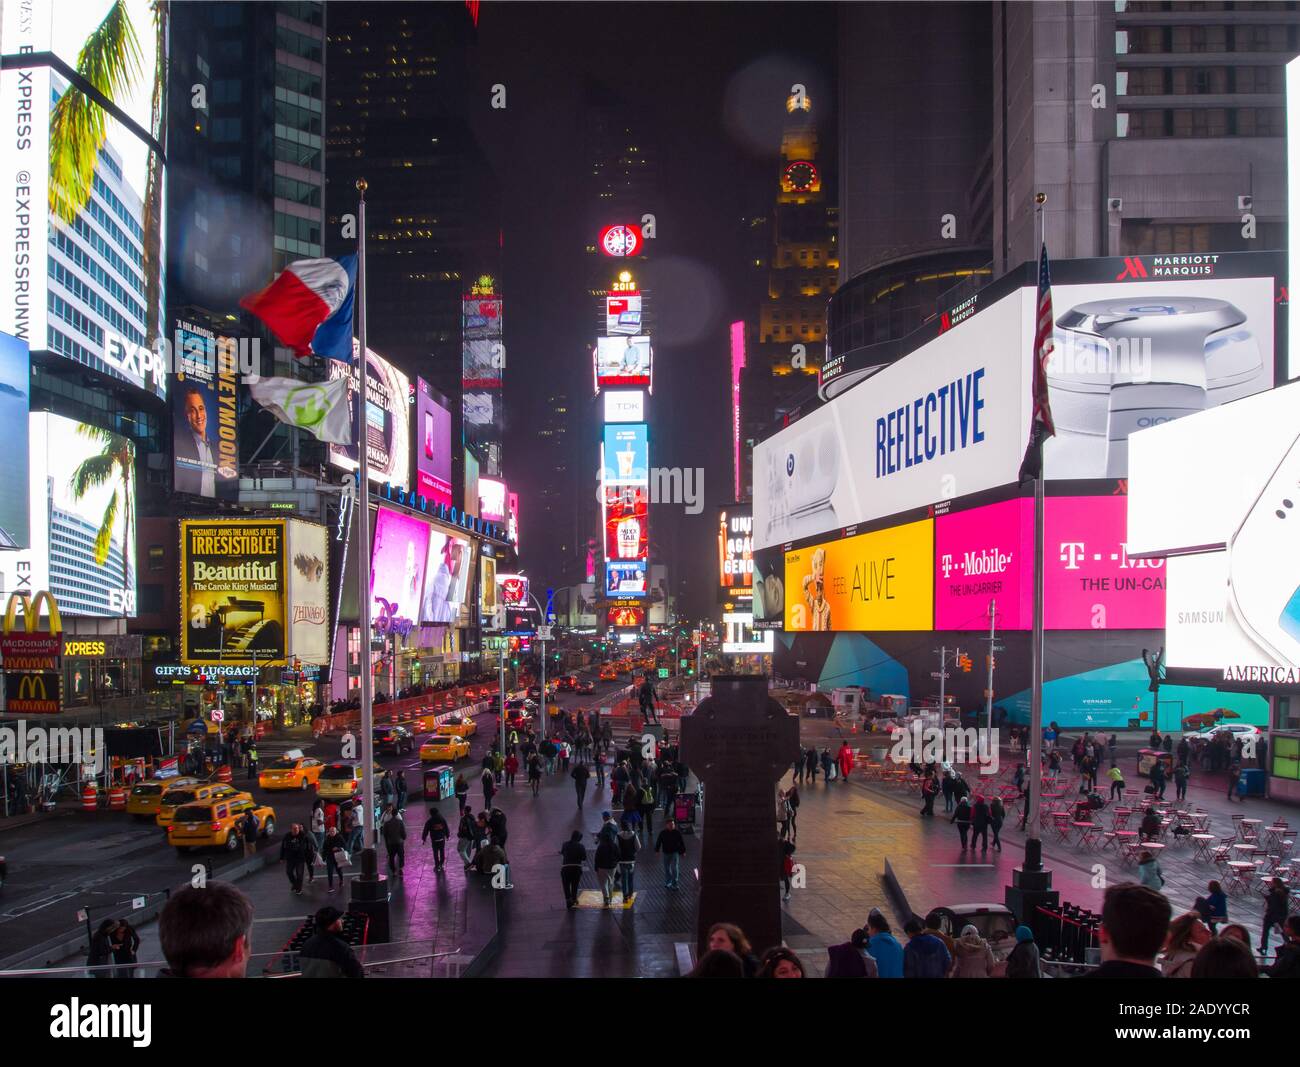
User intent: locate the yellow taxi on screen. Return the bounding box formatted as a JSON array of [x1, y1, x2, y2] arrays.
[[167, 794, 276, 852], [155, 782, 242, 828], [439, 714, 477, 739], [257, 750, 325, 791], [420, 734, 470, 762], [314, 760, 384, 801], [599, 664, 617, 682], [125, 776, 201, 818]]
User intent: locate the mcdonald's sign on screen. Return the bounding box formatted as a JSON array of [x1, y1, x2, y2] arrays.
[[5, 671, 61, 713], [0, 591, 63, 668]]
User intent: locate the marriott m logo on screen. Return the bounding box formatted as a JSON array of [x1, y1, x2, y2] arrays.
[[1115, 257, 1148, 281]]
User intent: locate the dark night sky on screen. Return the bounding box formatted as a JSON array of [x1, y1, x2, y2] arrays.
[[463, 1, 836, 621]]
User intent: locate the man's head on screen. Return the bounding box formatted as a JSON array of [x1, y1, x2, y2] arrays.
[[183, 388, 207, 437], [664, 817, 675, 830], [159, 883, 254, 978], [902, 917, 925, 939], [314, 907, 345, 934], [1097, 884, 1171, 965], [866, 908, 889, 935], [923, 910, 945, 933]]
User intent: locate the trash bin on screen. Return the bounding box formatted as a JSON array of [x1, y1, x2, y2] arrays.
[[1239, 768, 1266, 797], [422, 765, 454, 801]]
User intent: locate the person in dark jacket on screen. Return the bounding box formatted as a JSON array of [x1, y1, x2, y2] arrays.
[[279, 823, 316, 893], [825, 929, 879, 978], [571, 762, 590, 808], [299, 907, 364, 978], [804, 747, 818, 784], [110, 918, 141, 978], [593, 832, 620, 907], [919, 772, 938, 818], [421, 808, 450, 872], [1261, 916, 1300, 978], [380, 808, 406, 874], [615, 818, 640, 900], [970, 795, 991, 852], [1005, 925, 1041, 978], [559, 830, 587, 908], [902, 917, 952, 978], [940, 770, 955, 813], [654, 816, 687, 889], [950, 795, 972, 850], [455, 810, 477, 869], [819, 748, 834, 783], [1261, 878, 1291, 955], [1076, 884, 1170, 978], [87, 919, 120, 977]]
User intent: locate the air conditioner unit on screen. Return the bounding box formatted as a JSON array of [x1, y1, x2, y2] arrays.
[[1107, 197, 1123, 212]]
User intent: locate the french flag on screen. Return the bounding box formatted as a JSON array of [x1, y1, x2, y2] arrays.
[[240, 255, 356, 361]]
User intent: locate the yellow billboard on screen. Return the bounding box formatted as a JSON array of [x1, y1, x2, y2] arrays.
[[785, 519, 933, 632], [181, 519, 287, 665]]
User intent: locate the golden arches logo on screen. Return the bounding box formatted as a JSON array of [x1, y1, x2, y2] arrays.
[[17, 673, 49, 701], [3, 590, 63, 635]]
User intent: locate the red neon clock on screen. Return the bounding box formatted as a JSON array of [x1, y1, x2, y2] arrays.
[[599, 224, 643, 258]]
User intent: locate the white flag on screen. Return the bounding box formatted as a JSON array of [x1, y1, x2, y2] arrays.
[[248, 375, 352, 444]]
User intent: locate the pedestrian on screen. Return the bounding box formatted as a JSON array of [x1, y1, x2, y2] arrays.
[[569, 758, 590, 805], [1108, 733, 1119, 767], [322, 826, 349, 892], [310, 799, 326, 854], [1076, 884, 1170, 979], [901, 916, 952, 978], [380, 806, 406, 875], [950, 794, 972, 850], [1261, 878, 1291, 956], [456, 809, 477, 870], [638, 777, 657, 841], [1079, 752, 1096, 793], [421, 808, 450, 873], [299, 906, 365, 978], [865, 910, 903, 979], [794, 749, 805, 785], [616, 817, 640, 901], [1047, 748, 1062, 780], [348, 800, 366, 852], [1173, 761, 1190, 802], [379, 771, 395, 809], [480, 766, 496, 808], [86, 919, 119, 978], [970, 794, 991, 852], [245, 743, 259, 781], [111, 919, 141, 979], [836, 741, 855, 783], [454, 773, 469, 814], [1190, 936, 1258, 978], [527, 752, 543, 797], [1260, 916, 1300, 978], [820, 748, 834, 783], [488, 806, 509, 851], [1193, 879, 1228, 934], [757, 946, 805, 978], [1005, 925, 1042, 978], [559, 830, 588, 908], [949, 923, 994, 978], [781, 841, 796, 902], [279, 823, 315, 893], [504, 751, 519, 787], [655, 816, 687, 889], [989, 795, 1005, 851], [804, 747, 818, 784], [1137, 849, 1165, 892], [593, 828, 620, 907], [1226, 755, 1242, 801], [593, 750, 606, 791], [240, 807, 260, 858], [1159, 912, 1210, 977], [707, 923, 760, 977], [395, 770, 408, 812], [658, 761, 678, 813], [785, 782, 800, 841], [919, 772, 938, 818], [940, 770, 955, 813], [1106, 763, 1126, 801]]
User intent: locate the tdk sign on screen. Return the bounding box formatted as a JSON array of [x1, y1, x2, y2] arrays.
[[875, 368, 986, 477]]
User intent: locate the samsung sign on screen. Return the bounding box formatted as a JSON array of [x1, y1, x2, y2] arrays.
[[754, 289, 1028, 551]]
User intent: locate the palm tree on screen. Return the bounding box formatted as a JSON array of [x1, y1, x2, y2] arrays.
[[69, 425, 137, 610], [49, 0, 169, 348]]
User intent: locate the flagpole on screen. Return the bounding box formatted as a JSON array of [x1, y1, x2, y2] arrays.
[[1026, 192, 1046, 873], [355, 179, 377, 853]]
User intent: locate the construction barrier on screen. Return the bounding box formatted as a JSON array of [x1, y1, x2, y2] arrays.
[[216, 765, 233, 784], [80, 783, 98, 812], [107, 787, 127, 810]]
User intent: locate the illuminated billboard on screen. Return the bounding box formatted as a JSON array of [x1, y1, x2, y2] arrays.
[[0, 413, 136, 617], [605, 295, 642, 335], [603, 390, 645, 423], [718, 506, 753, 598], [328, 342, 411, 486], [0, 0, 167, 399], [784, 519, 933, 632], [462, 339, 503, 388], [608, 606, 645, 627], [606, 560, 648, 597], [463, 297, 502, 340], [0, 332, 31, 549], [595, 336, 652, 389], [464, 449, 480, 518], [605, 486, 649, 561], [599, 224, 643, 258], [287, 519, 330, 664], [370, 507, 430, 624], [415, 377, 453, 508], [181, 520, 286, 665], [172, 318, 239, 500], [422, 531, 472, 624], [601, 424, 649, 486], [507, 491, 520, 548], [497, 573, 530, 607], [478, 477, 507, 523]]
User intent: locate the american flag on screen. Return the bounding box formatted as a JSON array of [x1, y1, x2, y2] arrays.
[[1019, 242, 1057, 481]]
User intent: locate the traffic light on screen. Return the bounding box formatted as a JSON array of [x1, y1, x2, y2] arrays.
[[959, 654, 972, 673]]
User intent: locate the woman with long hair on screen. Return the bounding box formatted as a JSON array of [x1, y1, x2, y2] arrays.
[[1159, 912, 1210, 978], [707, 923, 759, 978]]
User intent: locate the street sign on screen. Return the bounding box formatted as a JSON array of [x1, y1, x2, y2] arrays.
[[210, 710, 224, 723], [76, 909, 87, 923], [930, 671, 949, 679], [132, 896, 145, 910], [537, 625, 553, 641], [657, 668, 669, 678]]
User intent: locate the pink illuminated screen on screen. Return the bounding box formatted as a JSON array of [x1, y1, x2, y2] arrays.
[[731, 321, 746, 501], [934, 498, 1031, 631]]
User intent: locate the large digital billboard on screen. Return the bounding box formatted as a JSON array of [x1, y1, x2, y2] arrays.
[[595, 336, 652, 389], [172, 318, 239, 500], [329, 343, 410, 487], [463, 297, 502, 340], [181, 520, 285, 665], [0, 413, 136, 617], [718, 506, 753, 598], [497, 573, 530, 607], [422, 531, 472, 624], [0, 332, 31, 549], [608, 606, 645, 627], [415, 377, 453, 508], [601, 424, 649, 486], [605, 486, 649, 561], [478, 477, 507, 523], [605, 295, 642, 335], [755, 257, 1280, 552], [934, 497, 1031, 631], [603, 390, 645, 424], [287, 519, 330, 664], [371, 507, 430, 624], [784, 520, 933, 633], [0, 0, 167, 399], [606, 560, 648, 597]]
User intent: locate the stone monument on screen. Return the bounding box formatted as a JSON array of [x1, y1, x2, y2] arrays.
[[680, 674, 799, 961]]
